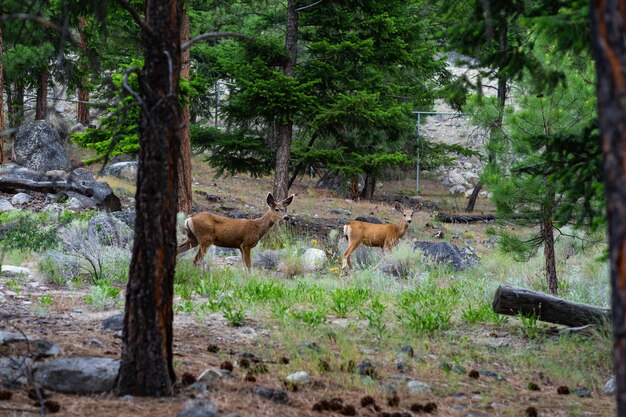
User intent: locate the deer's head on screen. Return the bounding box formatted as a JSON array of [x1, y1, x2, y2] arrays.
[[267, 192, 295, 222], [394, 201, 421, 224]]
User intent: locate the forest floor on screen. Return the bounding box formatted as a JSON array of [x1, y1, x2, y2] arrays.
[[0, 157, 616, 417]]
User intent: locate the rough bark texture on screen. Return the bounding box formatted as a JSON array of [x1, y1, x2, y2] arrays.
[[35, 67, 48, 120], [492, 285, 611, 327], [177, 12, 193, 214], [0, 178, 94, 196], [590, 1, 626, 413], [116, 0, 182, 397], [437, 212, 495, 223], [0, 23, 4, 164], [359, 174, 376, 201], [272, 0, 298, 201], [77, 17, 90, 126], [10, 83, 24, 128], [543, 218, 558, 295]]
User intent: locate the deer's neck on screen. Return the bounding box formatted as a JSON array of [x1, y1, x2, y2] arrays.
[[395, 220, 409, 238], [253, 208, 277, 238]]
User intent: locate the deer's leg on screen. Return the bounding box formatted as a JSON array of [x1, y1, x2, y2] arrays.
[[342, 240, 360, 271], [240, 246, 252, 270], [193, 244, 211, 272], [177, 239, 195, 256]]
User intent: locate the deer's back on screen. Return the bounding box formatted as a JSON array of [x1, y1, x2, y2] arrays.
[[190, 212, 261, 248], [346, 221, 398, 247]]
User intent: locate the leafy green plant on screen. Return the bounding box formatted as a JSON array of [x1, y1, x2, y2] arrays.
[[175, 300, 196, 314], [329, 287, 370, 318], [461, 303, 507, 325], [6, 278, 21, 294], [291, 308, 327, 327], [0, 211, 60, 253], [223, 303, 246, 327], [175, 283, 194, 301], [85, 280, 121, 310], [398, 307, 451, 334], [38, 295, 54, 307], [518, 311, 542, 339], [360, 296, 388, 340]]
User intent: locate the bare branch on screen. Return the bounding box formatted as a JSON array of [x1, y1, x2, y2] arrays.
[[163, 50, 174, 96], [182, 32, 254, 51], [114, 0, 154, 37], [296, 0, 324, 12], [122, 67, 144, 108]]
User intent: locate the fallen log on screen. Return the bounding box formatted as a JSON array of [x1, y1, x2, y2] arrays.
[[0, 177, 94, 197], [437, 212, 495, 223], [492, 285, 611, 327]]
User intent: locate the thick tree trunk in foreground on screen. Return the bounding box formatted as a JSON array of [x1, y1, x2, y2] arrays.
[[177, 12, 193, 214], [492, 285, 611, 327], [590, 1, 626, 413], [35, 67, 48, 120], [272, 0, 298, 201], [116, 0, 182, 397], [0, 24, 4, 164]]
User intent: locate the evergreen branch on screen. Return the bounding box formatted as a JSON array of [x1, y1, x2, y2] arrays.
[[114, 0, 154, 37], [182, 32, 254, 51]]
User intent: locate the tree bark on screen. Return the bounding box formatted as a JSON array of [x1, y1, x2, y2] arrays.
[[9, 82, 24, 128], [590, 1, 626, 413], [77, 16, 90, 126], [359, 173, 376, 201], [492, 285, 611, 327], [437, 212, 495, 223], [35, 67, 48, 120], [177, 12, 193, 214], [116, 0, 182, 397], [542, 218, 558, 295], [0, 178, 94, 196], [272, 0, 298, 201], [0, 23, 4, 164]]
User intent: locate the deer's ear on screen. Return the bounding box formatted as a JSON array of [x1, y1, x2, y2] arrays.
[[267, 192, 276, 207], [282, 194, 294, 207], [394, 201, 403, 212]]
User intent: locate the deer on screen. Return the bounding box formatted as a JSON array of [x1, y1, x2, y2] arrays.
[[341, 201, 420, 271], [177, 192, 295, 270]]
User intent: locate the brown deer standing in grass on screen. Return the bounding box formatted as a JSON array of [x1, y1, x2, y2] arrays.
[[341, 202, 420, 271], [177, 192, 294, 270]]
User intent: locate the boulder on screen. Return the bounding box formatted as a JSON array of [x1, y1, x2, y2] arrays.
[[285, 371, 310, 386], [303, 248, 326, 271], [0, 199, 15, 212], [414, 241, 474, 271], [65, 168, 121, 212], [449, 185, 466, 195], [448, 170, 468, 187], [12, 121, 72, 172], [87, 213, 134, 247], [10, 193, 32, 206], [0, 356, 30, 388], [176, 399, 220, 417], [101, 161, 139, 183], [463, 171, 480, 186], [33, 356, 120, 394], [1, 265, 32, 278], [604, 376, 616, 396]]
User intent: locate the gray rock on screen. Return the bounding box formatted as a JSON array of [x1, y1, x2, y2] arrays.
[[176, 399, 220, 417], [1, 265, 32, 278], [197, 368, 223, 384], [253, 386, 288, 404], [573, 387, 591, 398], [101, 161, 139, 183], [11, 193, 32, 206], [479, 370, 504, 381], [407, 380, 431, 395], [303, 248, 326, 271], [414, 241, 472, 271], [88, 213, 133, 247], [0, 331, 27, 345], [330, 208, 352, 216], [394, 358, 410, 373], [31, 340, 61, 359], [101, 314, 124, 331], [65, 168, 122, 212], [398, 345, 414, 357], [355, 216, 382, 224], [0, 356, 31, 388], [12, 121, 72, 172], [0, 199, 15, 212], [33, 356, 120, 394], [285, 371, 309, 386], [69, 123, 86, 133], [449, 184, 467, 195], [604, 376, 616, 395]]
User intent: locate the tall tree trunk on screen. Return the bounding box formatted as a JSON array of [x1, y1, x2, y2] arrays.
[[77, 16, 90, 126], [116, 0, 182, 397], [0, 23, 5, 164], [359, 173, 376, 201], [10, 82, 24, 128], [466, 22, 508, 213], [542, 217, 557, 295], [35, 66, 48, 120], [177, 12, 193, 214], [272, 0, 298, 201], [590, 1, 626, 414]]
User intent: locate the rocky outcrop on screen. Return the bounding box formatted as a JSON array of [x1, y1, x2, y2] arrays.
[[12, 121, 72, 172]]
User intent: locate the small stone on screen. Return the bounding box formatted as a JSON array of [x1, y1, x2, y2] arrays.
[[285, 371, 309, 386], [101, 314, 124, 331], [253, 386, 288, 404], [398, 345, 414, 357], [330, 208, 352, 216], [604, 376, 616, 395], [197, 368, 223, 384], [0, 199, 15, 212], [176, 399, 219, 417], [11, 193, 32, 206], [394, 358, 409, 373], [573, 387, 591, 398], [407, 380, 431, 395]]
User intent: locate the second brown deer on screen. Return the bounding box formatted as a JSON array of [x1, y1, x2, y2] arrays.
[[177, 192, 294, 270], [341, 202, 420, 271]]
